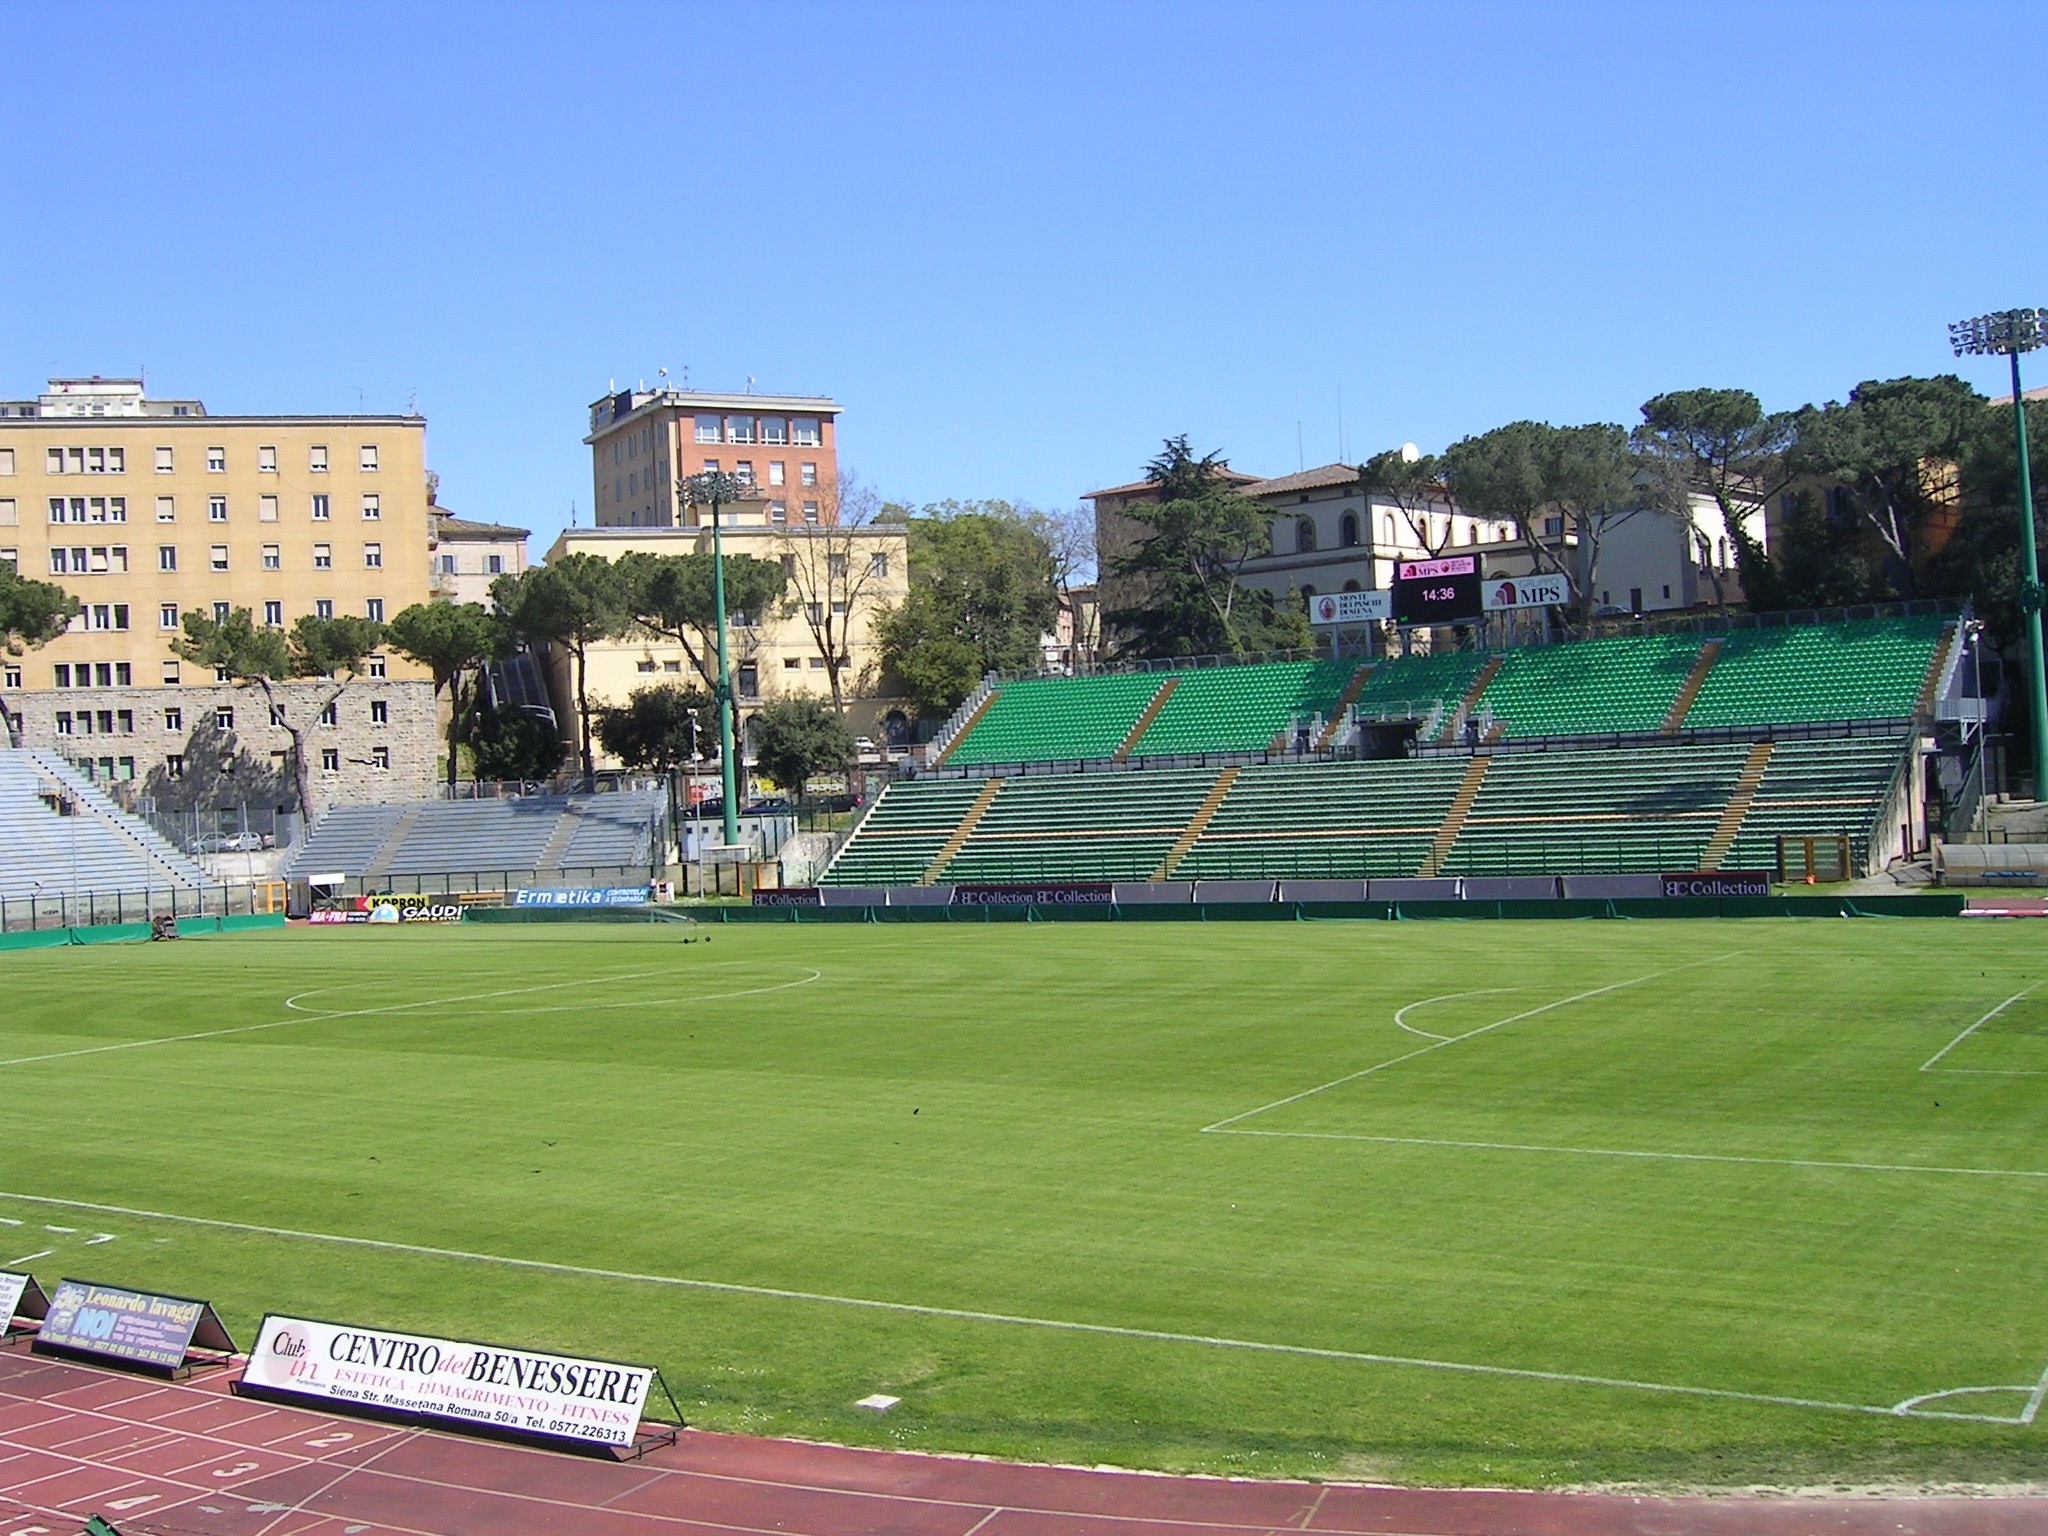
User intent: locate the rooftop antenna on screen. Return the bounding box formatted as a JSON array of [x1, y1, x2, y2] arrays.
[[1336, 385, 1345, 462], [355, 385, 365, 414], [681, 364, 691, 389], [1296, 420, 1305, 472], [745, 375, 756, 395], [570, 499, 579, 528], [657, 367, 669, 393], [407, 388, 417, 415]]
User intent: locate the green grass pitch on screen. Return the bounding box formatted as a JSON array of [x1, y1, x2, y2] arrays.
[[2, 918, 2046, 1488]]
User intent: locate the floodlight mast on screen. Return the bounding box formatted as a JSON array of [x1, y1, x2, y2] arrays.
[[1951, 308, 2048, 794], [685, 471, 746, 850]]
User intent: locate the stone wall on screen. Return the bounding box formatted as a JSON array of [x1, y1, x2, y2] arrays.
[[8, 678, 438, 812]]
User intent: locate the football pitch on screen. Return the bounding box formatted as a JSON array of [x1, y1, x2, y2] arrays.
[[2, 917, 2045, 1489]]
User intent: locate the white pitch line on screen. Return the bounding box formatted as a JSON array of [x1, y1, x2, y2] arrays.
[[1390, 988, 1519, 1042], [4, 1252, 52, 1267], [0, 1184, 1978, 1425], [0, 965, 819, 1071], [1209, 1128, 2048, 1180], [1202, 954, 1740, 1133], [1920, 982, 2044, 1073], [2025, 1357, 2048, 1426]]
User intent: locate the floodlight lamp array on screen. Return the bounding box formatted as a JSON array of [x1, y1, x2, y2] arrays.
[[1949, 308, 2048, 357], [683, 470, 745, 507]]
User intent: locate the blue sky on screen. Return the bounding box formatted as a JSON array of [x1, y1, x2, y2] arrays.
[[4, 2, 2042, 554]]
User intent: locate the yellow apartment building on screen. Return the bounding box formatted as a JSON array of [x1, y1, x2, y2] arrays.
[[542, 511, 914, 768], [0, 378, 437, 813]]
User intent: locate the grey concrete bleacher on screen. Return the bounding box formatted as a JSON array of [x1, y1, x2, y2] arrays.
[[283, 790, 664, 879], [0, 749, 208, 900]]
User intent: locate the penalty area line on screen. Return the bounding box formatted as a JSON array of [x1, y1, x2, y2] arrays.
[[1209, 1128, 2048, 1180], [1920, 981, 2045, 1073], [1202, 953, 1741, 1133], [0, 1184, 1966, 1426]]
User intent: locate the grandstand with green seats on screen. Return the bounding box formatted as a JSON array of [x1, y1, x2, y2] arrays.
[[829, 610, 1955, 890]]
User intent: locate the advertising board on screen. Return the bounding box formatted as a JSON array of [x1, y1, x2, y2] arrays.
[[1661, 871, 1773, 898], [1482, 573, 1570, 611], [33, 1279, 235, 1374], [0, 1271, 48, 1334], [1391, 555, 1480, 625], [753, 887, 822, 907], [238, 1314, 658, 1449], [512, 887, 652, 909], [951, 883, 1114, 906], [1306, 590, 1391, 626]]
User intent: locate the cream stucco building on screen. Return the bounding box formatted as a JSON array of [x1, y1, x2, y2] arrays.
[[0, 378, 437, 809]]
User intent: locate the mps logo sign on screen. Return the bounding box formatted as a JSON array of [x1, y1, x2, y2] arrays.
[[1482, 573, 1570, 611]]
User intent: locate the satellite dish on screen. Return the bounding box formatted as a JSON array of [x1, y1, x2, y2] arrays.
[[1399, 442, 1421, 463]]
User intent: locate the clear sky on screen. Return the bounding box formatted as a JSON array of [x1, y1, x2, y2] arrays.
[[4, 2, 2042, 554]]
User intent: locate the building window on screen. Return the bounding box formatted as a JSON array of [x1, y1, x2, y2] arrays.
[[439, 552, 457, 574], [212, 600, 231, 623], [259, 494, 279, 522], [1295, 518, 1317, 554], [367, 654, 386, 678], [793, 419, 820, 447], [783, 657, 801, 670], [162, 660, 180, 684], [486, 553, 503, 574], [261, 543, 280, 570], [155, 496, 175, 523], [636, 658, 657, 673], [309, 445, 328, 472], [363, 542, 382, 568], [869, 552, 889, 577], [160, 602, 179, 629], [54, 711, 72, 735], [0, 449, 10, 475], [800, 462, 818, 486], [163, 707, 182, 731], [696, 416, 721, 444], [809, 656, 826, 670], [318, 700, 338, 727], [313, 542, 332, 569], [311, 493, 330, 521], [361, 494, 380, 520], [726, 417, 755, 445], [359, 444, 379, 472], [370, 699, 388, 725], [737, 663, 758, 698], [215, 707, 235, 730], [158, 545, 177, 572], [768, 500, 787, 523], [0, 547, 13, 572], [209, 495, 227, 522], [210, 544, 229, 571], [700, 459, 719, 474], [315, 599, 333, 619], [0, 665, 16, 689], [768, 461, 786, 486], [165, 754, 185, 778], [365, 598, 384, 622], [263, 600, 283, 627], [1340, 512, 1360, 547], [257, 445, 277, 472], [801, 500, 819, 523], [207, 447, 225, 473], [1543, 516, 1564, 538], [370, 745, 390, 770], [153, 446, 173, 473], [827, 553, 848, 579], [321, 747, 340, 772], [0, 499, 13, 528]]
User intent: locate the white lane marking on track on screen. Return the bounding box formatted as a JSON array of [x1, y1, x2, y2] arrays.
[[1202, 954, 1741, 1133], [0, 1183, 2017, 1426], [1391, 988, 1521, 1042], [1921, 982, 2044, 1072], [1209, 1128, 2048, 1179], [0, 966, 820, 1070]]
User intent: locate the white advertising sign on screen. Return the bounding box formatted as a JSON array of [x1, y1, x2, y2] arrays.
[[241, 1314, 656, 1447], [0, 1272, 28, 1325], [1482, 573, 1570, 611], [1307, 590, 1392, 625]]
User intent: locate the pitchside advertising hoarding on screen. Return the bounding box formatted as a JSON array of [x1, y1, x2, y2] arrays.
[[32, 1278, 236, 1374], [308, 895, 467, 924], [1310, 570, 1568, 626], [1, 1271, 48, 1335], [239, 1315, 662, 1449], [512, 887, 652, 909]]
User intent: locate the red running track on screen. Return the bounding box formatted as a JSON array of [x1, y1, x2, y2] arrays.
[[2, 1347, 2043, 1536]]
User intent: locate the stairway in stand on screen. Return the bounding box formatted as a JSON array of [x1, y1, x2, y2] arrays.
[[1700, 741, 1775, 870], [1418, 755, 1490, 875], [1152, 765, 1241, 879], [918, 778, 1004, 885], [1661, 639, 1723, 733], [361, 804, 423, 881]]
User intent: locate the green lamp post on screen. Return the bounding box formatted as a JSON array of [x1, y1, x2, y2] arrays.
[[685, 470, 746, 849], [1951, 309, 2048, 795]]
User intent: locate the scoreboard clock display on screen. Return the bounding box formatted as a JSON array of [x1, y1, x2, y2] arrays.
[[1391, 555, 1481, 625]]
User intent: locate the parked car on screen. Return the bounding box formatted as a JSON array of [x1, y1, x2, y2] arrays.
[[744, 796, 795, 816], [188, 831, 270, 853]]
